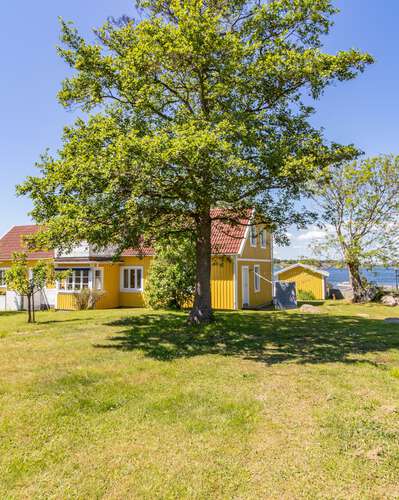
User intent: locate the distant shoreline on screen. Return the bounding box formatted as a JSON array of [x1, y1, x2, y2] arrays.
[[274, 264, 398, 288]]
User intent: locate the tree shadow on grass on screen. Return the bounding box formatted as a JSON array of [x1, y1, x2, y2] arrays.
[[39, 318, 96, 325], [94, 311, 399, 365]]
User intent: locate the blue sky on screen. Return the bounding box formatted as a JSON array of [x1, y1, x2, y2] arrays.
[[1, 1, 398, 258]]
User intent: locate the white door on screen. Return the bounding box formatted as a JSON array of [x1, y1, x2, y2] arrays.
[[242, 266, 249, 307]]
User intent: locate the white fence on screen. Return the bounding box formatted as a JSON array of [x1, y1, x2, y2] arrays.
[[0, 289, 56, 312]]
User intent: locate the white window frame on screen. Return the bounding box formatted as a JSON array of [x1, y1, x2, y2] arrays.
[[254, 265, 261, 293], [250, 226, 257, 247], [0, 268, 7, 288], [57, 268, 91, 293], [93, 268, 104, 291], [260, 229, 267, 249], [120, 266, 143, 292]]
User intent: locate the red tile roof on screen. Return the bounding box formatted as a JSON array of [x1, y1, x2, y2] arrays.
[[0, 225, 54, 261], [210, 208, 252, 254], [121, 247, 155, 257], [0, 211, 252, 260]]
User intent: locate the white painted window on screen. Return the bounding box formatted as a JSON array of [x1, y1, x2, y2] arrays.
[[121, 266, 143, 292], [59, 269, 90, 291], [250, 226, 257, 247], [94, 268, 104, 290], [254, 265, 261, 293], [260, 229, 267, 249], [0, 269, 7, 287]]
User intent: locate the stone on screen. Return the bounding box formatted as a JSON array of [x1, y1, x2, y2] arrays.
[[299, 304, 322, 314], [384, 318, 399, 324], [381, 295, 398, 307]]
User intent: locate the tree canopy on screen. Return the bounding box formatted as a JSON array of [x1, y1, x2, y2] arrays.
[[5, 253, 59, 323], [313, 155, 399, 301], [19, 0, 373, 321], [144, 236, 196, 310]]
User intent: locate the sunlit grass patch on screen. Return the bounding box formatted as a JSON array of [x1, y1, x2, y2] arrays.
[[0, 302, 399, 498]]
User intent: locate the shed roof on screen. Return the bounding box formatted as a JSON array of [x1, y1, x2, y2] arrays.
[[275, 263, 329, 278]]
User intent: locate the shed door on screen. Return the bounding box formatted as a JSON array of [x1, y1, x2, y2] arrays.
[[242, 266, 249, 307]]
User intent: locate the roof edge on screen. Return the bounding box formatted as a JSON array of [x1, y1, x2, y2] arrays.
[[275, 263, 330, 277]]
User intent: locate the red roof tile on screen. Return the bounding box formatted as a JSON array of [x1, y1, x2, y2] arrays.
[[121, 247, 155, 257], [0, 211, 252, 261], [0, 226, 54, 261], [210, 208, 252, 254]]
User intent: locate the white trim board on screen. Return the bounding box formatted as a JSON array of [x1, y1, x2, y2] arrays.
[[238, 225, 250, 256], [241, 265, 249, 307], [254, 264, 261, 293]]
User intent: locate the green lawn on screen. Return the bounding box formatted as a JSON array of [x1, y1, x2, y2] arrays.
[[1, 302, 399, 499]]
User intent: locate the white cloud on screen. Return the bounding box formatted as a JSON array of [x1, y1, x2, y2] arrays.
[[296, 225, 335, 241], [297, 229, 327, 241]]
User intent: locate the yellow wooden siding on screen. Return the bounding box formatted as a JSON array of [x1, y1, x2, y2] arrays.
[[237, 261, 273, 308], [56, 263, 121, 310], [56, 293, 77, 310], [95, 264, 120, 309], [119, 256, 153, 308], [240, 225, 272, 260], [278, 268, 324, 300], [211, 256, 235, 310]]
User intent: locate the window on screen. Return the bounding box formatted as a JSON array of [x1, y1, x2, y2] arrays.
[[254, 265, 260, 293], [121, 266, 143, 291], [59, 269, 90, 291], [260, 229, 267, 249], [0, 269, 6, 287], [250, 226, 257, 247], [94, 269, 104, 290]]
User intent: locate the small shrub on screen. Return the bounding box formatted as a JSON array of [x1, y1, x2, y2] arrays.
[[297, 289, 316, 301], [74, 289, 105, 310]]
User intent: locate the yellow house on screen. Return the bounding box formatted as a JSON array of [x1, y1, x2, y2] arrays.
[[275, 263, 329, 300], [0, 211, 273, 311]]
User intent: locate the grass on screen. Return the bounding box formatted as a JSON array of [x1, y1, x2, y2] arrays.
[[1, 301, 399, 499]]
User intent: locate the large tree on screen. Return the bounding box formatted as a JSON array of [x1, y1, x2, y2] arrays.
[[313, 155, 399, 302], [19, 0, 372, 322]]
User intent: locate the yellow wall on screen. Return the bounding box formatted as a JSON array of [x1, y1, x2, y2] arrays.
[[240, 226, 272, 260], [57, 293, 77, 310], [96, 264, 120, 309], [119, 256, 153, 308], [278, 267, 325, 300], [235, 225, 273, 308], [2, 224, 274, 311], [55, 263, 121, 310], [237, 261, 273, 308], [211, 256, 235, 310]]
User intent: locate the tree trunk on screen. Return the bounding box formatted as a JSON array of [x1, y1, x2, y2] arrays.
[[348, 261, 365, 303], [27, 295, 32, 323], [32, 291, 36, 323], [189, 213, 213, 324]]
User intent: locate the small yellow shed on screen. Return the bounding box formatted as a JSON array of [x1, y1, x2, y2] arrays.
[[275, 264, 329, 300]]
